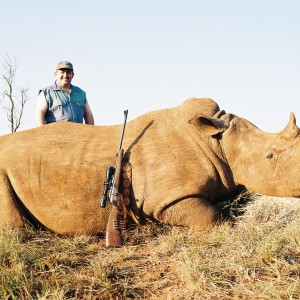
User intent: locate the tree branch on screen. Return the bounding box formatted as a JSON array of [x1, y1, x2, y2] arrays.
[[1, 54, 29, 133]]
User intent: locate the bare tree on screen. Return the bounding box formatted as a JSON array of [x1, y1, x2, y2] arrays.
[[1, 55, 29, 133]]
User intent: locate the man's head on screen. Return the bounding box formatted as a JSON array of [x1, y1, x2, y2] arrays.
[[54, 61, 74, 88]]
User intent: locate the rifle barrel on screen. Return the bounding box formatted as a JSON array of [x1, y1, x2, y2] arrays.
[[118, 110, 128, 151]]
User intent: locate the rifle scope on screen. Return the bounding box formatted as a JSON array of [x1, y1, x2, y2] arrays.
[[100, 166, 115, 208]]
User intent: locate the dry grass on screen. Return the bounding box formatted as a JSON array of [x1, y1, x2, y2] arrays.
[[0, 193, 300, 299]]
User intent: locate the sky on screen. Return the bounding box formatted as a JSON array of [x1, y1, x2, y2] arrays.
[[0, 0, 299, 135]]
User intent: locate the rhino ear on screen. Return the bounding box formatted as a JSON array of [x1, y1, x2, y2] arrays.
[[189, 113, 229, 136], [280, 113, 300, 140]]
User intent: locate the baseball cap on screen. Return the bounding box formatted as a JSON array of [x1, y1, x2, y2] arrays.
[[56, 61, 73, 70]]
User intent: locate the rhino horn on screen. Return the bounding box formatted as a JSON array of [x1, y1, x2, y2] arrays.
[[280, 113, 300, 139]]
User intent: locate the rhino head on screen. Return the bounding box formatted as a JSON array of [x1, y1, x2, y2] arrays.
[[192, 112, 300, 197]]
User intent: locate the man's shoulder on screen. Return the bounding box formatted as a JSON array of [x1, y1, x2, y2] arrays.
[[71, 84, 86, 94], [39, 83, 57, 94], [38, 86, 49, 96]]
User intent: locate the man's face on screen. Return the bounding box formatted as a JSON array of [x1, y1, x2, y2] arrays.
[[55, 68, 74, 87]]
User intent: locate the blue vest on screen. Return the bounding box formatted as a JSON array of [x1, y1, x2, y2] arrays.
[[40, 81, 87, 124]]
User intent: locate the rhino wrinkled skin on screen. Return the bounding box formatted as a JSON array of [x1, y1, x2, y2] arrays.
[[0, 98, 299, 234]]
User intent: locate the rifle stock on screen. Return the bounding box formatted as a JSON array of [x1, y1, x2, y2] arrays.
[[106, 206, 123, 247]]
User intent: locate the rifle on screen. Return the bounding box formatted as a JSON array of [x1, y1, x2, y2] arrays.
[[100, 110, 128, 247]]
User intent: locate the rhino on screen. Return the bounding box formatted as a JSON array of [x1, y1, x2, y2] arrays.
[[0, 98, 299, 234]]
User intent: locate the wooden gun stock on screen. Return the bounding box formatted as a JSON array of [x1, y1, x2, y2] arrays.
[[106, 206, 123, 247]]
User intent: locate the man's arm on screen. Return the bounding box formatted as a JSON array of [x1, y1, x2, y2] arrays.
[[84, 101, 95, 125], [35, 92, 48, 126]]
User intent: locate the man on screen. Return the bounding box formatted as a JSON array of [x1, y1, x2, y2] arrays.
[[35, 61, 94, 126]]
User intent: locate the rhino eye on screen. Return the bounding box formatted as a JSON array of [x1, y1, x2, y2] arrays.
[[266, 151, 279, 164]]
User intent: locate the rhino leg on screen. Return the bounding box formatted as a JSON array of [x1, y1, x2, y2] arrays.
[[157, 197, 222, 231], [0, 171, 27, 228]]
